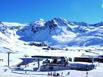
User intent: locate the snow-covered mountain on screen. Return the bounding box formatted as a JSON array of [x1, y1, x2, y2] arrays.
[[0, 18, 103, 51], [16, 18, 103, 47], [0, 21, 27, 53]]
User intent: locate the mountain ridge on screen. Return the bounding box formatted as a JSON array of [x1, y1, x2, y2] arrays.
[[0, 18, 103, 49]]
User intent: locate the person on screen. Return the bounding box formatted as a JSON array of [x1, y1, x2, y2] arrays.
[[46, 59, 50, 63], [86, 71, 88, 77], [67, 72, 70, 75], [61, 72, 63, 76], [53, 72, 60, 76], [48, 72, 52, 76]]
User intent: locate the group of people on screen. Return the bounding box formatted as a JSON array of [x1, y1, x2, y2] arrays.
[[48, 72, 70, 77], [43, 57, 68, 66]]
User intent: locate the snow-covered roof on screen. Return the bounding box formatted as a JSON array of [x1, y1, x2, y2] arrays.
[[81, 52, 99, 58], [32, 50, 82, 58]]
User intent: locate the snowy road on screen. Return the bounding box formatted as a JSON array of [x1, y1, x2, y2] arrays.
[[0, 68, 103, 77]]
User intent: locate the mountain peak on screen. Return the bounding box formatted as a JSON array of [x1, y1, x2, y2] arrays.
[[90, 22, 103, 27], [30, 19, 45, 27]]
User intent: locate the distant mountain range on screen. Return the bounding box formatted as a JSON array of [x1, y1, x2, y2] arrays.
[[0, 18, 103, 50]]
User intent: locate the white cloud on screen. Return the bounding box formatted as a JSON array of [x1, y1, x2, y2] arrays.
[[101, 3, 103, 8]]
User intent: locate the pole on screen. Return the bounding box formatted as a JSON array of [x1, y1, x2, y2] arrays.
[[38, 59, 40, 68], [92, 56, 94, 65], [7, 52, 10, 67]]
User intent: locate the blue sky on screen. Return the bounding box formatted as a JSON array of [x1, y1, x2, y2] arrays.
[[0, 0, 103, 23]]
